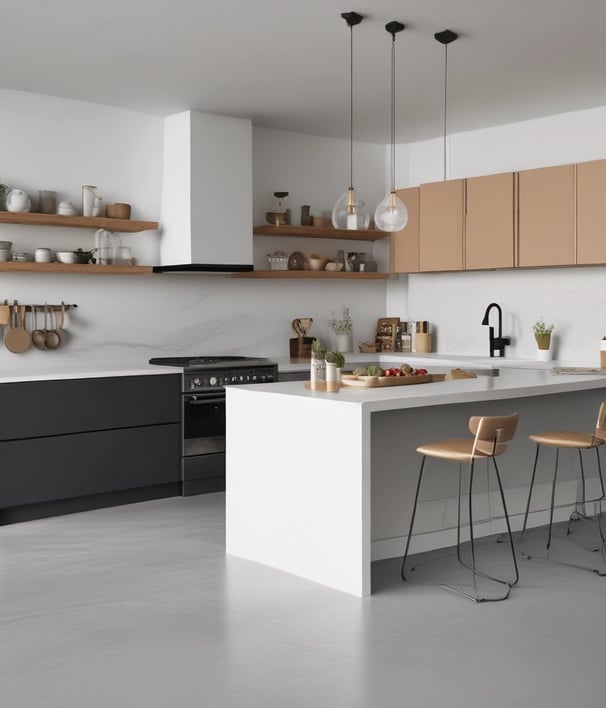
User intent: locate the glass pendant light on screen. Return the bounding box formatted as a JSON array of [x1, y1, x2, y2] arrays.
[[434, 29, 458, 180], [332, 11, 370, 230], [375, 21, 408, 233]]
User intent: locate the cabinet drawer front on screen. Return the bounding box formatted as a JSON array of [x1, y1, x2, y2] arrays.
[[0, 375, 180, 441], [0, 424, 180, 507]]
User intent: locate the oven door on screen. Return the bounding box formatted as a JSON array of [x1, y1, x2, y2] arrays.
[[182, 393, 226, 495]]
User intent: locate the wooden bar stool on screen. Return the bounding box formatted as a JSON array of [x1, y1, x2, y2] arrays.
[[401, 413, 520, 603], [520, 402, 606, 574]]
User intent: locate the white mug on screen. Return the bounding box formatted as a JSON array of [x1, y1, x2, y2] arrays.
[[34, 248, 52, 263]]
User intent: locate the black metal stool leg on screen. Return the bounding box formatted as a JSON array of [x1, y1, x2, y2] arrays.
[[546, 448, 559, 553], [401, 456, 427, 582], [520, 444, 541, 542], [492, 457, 520, 587]]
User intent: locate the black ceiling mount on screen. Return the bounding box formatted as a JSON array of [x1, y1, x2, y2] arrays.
[[434, 29, 458, 45], [341, 11, 363, 27], [385, 21, 405, 38]]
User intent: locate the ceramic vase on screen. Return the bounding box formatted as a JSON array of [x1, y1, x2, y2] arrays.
[[335, 332, 352, 353]]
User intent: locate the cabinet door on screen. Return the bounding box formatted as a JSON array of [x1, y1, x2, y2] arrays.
[[0, 424, 180, 508], [577, 159, 606, 264], [518, 164, 575, 267], [390, 187, 419, 273], [419, 179, 465, 272], [465, 172, 515, 270]]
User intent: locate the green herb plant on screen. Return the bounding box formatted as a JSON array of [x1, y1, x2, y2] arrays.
[[329, 306, 352, 334]]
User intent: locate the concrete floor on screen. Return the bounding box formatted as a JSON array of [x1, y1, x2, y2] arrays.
[[1, 493, 605, 708]]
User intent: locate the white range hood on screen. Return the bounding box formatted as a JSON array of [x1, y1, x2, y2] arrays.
[[155, 110, 253, 273]]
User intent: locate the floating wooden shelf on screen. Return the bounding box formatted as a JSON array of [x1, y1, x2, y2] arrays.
[[253, 225, 389, 241], [0, 261, 152, 275], [232, 270, 388, 280], [0, 212, 158, 233]]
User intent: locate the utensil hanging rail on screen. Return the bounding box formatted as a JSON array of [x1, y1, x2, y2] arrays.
[[1, 301, 78, 312]]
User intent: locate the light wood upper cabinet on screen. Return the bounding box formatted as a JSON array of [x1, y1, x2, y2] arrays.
[[518, 164, 575, 267], [419, 179, 465, 272], [390, 187, 419, 273], [576, 158, 606, 264], [465, 172, 515, 270]]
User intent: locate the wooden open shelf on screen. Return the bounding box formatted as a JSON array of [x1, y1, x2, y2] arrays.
[[0, 211, 158, 233], [253, 225, 388, 241], [232, 270, 388, 280], [0, 261, 152, 275]]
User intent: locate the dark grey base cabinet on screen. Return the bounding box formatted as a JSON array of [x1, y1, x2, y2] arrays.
[[0, 374, 181, 524]]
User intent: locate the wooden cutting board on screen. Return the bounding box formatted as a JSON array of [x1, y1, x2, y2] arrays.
[[340, 373, 445, 388]]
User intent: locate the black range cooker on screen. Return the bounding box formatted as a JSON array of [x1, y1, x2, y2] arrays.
[[149, 356, 278, 496]]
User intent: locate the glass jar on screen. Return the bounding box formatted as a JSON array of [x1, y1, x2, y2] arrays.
[[310, 351, 326, 390]]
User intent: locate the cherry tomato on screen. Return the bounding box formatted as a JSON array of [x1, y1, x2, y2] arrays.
[[414, 368, 428, 376]]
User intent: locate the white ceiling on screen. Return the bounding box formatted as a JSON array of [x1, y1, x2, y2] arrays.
[[4, 0, 606, 144]]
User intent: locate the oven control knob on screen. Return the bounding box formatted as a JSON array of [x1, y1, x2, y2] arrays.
[[209, 376, 218, 386], [192, 377, 201, 388]]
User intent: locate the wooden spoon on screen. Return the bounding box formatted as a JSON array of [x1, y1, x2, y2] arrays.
[[5, 304, 31, 353]]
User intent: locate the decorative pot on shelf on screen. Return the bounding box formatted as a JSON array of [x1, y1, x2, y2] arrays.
[[535, 334, 552, 361], [335, 332, 352, 353], [600, 340, 606, 368]]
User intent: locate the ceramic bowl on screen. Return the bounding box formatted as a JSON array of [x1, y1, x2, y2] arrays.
[[308, 254, 328, 271], [56, 251, 78, 264]]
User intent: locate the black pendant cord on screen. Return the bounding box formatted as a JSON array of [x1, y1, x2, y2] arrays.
[[434, 29, 458, 182], [443, 41, 448, 181], [391, 33, 396, 192], [341, 11, 363, 192], [349, 22, 354, 190], [385, 21, 404, 192]]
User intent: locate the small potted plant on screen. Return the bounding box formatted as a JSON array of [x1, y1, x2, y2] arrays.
[[324, 351, 345, 392], [533, 318, 554, 361], [329, 306, 353, 353], [73, 248, 97, 264]]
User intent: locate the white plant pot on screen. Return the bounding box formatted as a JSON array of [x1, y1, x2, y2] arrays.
[[335, 333, 352, 353], [536, 348, 551, 362]]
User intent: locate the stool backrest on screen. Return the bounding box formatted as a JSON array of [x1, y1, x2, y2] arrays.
[[468, 413, 519, 457], [594, 402, 606, 442]]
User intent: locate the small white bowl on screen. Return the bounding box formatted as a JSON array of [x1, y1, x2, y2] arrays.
[[56, 251, 78, 264], [308, 255, 328, 271]]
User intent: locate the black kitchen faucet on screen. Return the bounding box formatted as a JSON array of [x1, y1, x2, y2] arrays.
[[482, 302, 511, 357]]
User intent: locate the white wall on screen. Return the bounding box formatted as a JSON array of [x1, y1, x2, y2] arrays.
[[0, 92, 388, 371], [389, 105, 606, 362]]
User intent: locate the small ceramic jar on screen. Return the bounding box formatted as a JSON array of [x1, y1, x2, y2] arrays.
[[34, 248, 52, 263]]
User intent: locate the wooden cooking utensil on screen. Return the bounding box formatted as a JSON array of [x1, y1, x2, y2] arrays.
[[45, 305, 61, 350], [4, 304, 31, 353], [0, 304, 9, 326], [31, 306, 47, 350]]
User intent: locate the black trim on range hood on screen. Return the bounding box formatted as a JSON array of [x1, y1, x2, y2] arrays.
[[153, 263, 254, 274]]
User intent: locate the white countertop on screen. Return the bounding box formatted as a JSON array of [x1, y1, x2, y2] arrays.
[[0, 362, 179, 384], [0, 351, 601, 386], [232, 364, 606, 413], [274, 351, 601, 373]]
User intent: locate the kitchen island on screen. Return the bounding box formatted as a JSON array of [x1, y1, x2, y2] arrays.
[[226, 364, 606, 596]]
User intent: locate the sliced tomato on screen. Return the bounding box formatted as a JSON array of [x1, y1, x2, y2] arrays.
[[414, 368, 428, 376]]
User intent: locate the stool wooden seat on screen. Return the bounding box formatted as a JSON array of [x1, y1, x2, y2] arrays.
[[401, 413, 519, 603], [521, 403, 606, 574]]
